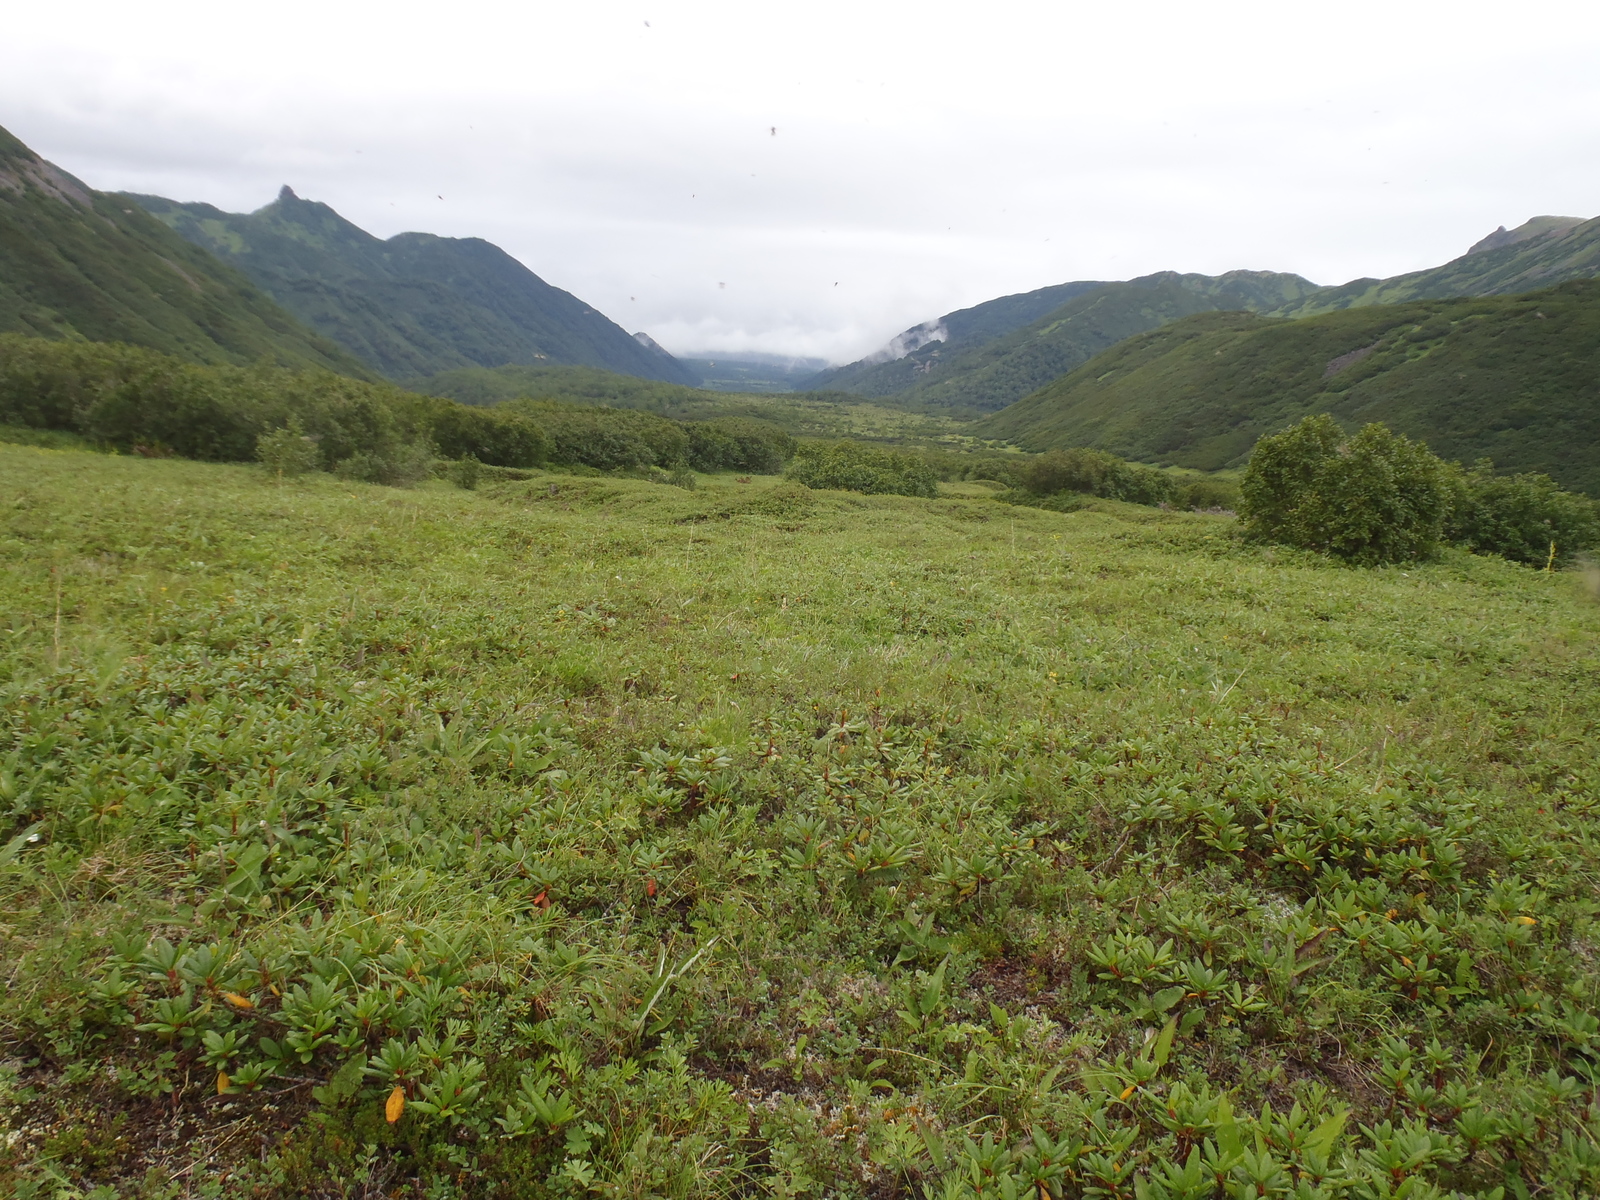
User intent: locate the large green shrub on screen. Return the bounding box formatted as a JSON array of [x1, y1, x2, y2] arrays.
[[786, 441, 938, 498], [1241, 415, 1451, 564], [1445, 461, 1600, 567]]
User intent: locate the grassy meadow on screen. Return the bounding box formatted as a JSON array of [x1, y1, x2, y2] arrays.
[[3, 443, 1600, 1198]]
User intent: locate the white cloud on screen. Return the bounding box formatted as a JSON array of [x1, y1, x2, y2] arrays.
[[5, 0, 1599, 362]]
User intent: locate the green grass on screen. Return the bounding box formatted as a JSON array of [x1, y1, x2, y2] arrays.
[[977, 279, 1600, 496], [3, 445, 1600, 1198]]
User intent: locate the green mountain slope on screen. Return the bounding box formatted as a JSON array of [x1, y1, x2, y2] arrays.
[[802, 271, 1318, 415], [0, 125, 368, 372], [800, 279, 1109, 395], [130, 189, 699, 386], [1274, 214, 1600, 317], [811, 215, 1600, 418], [975, 278, 1600, 495]]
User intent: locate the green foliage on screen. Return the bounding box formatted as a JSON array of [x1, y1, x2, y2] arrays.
[[1446, 461, 1600, 566], [0, 123, 369, 375], [255, 417, 321, 478], [978, 279, 1600, 496], [1243, 416, 1600, 568], [684, 417, 795, 473], [786, 439, 939, 497], [3, 440, 1600, 1198], [450, 452, 483, 490], [1176, 475, 1241, 511], [1018, 447, 1179, 507], [1240, 416, 1451, 565], [0, 336, 795, 486]]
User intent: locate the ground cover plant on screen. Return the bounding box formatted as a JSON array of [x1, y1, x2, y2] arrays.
[[2, 441, 1600, 1198]]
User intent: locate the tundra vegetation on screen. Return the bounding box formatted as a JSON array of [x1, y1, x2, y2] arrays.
[[3, 427, 1600, 1200]]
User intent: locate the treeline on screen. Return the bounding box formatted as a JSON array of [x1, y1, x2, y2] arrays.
[[0, 336, 794, 481]]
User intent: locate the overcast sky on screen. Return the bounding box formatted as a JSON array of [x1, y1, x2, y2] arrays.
[[5, 1, 1599, 363]]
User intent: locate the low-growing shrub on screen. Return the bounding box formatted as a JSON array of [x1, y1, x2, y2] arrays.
[[786, 440, 939, 497]]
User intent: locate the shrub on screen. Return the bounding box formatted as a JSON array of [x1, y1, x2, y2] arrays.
[[1445, 461, 1600, 567], [1177, 476, 1241, 511], [786, 441, 939, 498], [514, 402, 688, 472], [1017, 447, 1180, 507], [684, 418, 794, 474], [333, 441, 435, 488], [256, 418, 321, 478], [426, 403, 549, 468], [449, 453, 483, 491], [1240, 415, 1450, 565]]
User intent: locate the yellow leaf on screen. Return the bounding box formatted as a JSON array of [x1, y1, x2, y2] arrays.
[[1119, 1085, 1136, 1100], [222, 992, 253, 1010], [386, 1086, 406, 1124], [1518, 916, 1538, 926], [217, 1071, 230, 1094]]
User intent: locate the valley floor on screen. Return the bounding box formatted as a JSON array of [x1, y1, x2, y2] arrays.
[[2, 446, 1598, 1198]]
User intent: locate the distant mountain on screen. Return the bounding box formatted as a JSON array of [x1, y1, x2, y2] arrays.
[[803, 271, 1319, 415], [0, 124, 368, 372], [1274, 214, 1600, 317], [810, 214, 1600, 418], [801, 279, 1109, 396], [974, 278, 1600, 496], [129, 188, 699, 386], [678, 352, 832, 393]]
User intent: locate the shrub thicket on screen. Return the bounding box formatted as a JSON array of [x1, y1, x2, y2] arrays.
[[1242, 414, 1600, 567], [0, 336, 795, 484], [1445, 460, 1600, 566], [786, 440, 940, 498], [1018, 447, 1179, 507]]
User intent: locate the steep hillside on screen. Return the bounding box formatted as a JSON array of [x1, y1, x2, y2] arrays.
[[976, 279, 1600, 494], [800, 278, 1109, 395], [0, 125, 368, 373], [130, 189, 699, 385], [802, 271, 1317, 414], [1274, 214, 1600, 317]]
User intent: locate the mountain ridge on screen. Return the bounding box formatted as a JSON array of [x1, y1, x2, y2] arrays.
[[807, 214, 1600, 417], [129, 189, 699, 385], [802, 269, 1319, 415], [0, 124, 371, 373], [973, 278, 1600, 496]]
